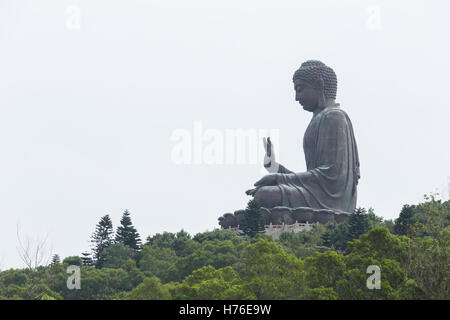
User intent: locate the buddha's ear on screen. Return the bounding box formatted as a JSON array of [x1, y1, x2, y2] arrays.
[[313, 77, 324, 91]]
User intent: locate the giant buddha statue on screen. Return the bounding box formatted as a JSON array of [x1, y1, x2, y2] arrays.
[[219, 60, 360, 228]]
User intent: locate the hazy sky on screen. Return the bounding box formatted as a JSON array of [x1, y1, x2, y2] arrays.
[[0, 0, 449, 269]]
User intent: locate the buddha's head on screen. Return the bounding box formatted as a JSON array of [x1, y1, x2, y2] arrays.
[[293, 60, 337, 112]]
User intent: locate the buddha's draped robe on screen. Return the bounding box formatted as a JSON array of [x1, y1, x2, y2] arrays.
[[276, 106, 360, 214]]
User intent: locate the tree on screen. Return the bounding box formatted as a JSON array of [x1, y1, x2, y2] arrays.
[[81, 252, 94, 266], [121, 259, 145, 290], [394, 205, 415, 236], [278, 223, 329, 259], [346, 227, 409, 267], [366, 208, 384, 229], [115, 210, 142, 251], [240, 239, 305, 299], [59, 267, 131, 300], [125, 277, 171, 300], [16, 226, 52, 271], [91, 215, 114, 268], [337, 227, 411, 299], [146, 231, 175, 247], [406, 227, 450, 299], [139, 246, 179, 283], [15, 226, 53, 299], [63, 256, 82, 266], [51, 254, 61, 265], [174, 239, 244, 282], [99, 243, 135, 269], [302, 286, 338, 300], [240, 199, 265, 238], [346, 208, 370, 244], [173, 266, 250, 300], [321, 221, 349, 251], [145, 230, 199, 257], [303, 251, 346, 291], [321, 230, 332, 247]]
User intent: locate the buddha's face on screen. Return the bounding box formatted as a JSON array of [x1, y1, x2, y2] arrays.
[[294, 79, 320, 112]]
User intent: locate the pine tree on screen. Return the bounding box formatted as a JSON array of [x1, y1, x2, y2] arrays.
[[240, 199, 266, 238], [321, 230, 332, 247], [81, 251, 94, 266], [115, 210, 142, 251], [394, 204, 415, 235], [91, 214, 114, 268], [51, 254, 61, 264], [347, 207, 370, 242]]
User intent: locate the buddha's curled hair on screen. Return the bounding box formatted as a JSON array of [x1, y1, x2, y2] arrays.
[[293, 60, 338, 100]]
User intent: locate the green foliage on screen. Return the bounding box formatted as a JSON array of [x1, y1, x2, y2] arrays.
[[139, 246, 179, 283], [121, 259, 145, 289], [0, 271, 62, 300], [91, 215, 114, 268], [366, 208, 384, 229], [100, 243, 136, 269], [278, 223, 329, 259], [64, 267, 133, 300], [321, 221, 349, 251], [0, 269, 27, 287], [51, 254, 61, 265], [239, 199, 265, 238], [146, 230, 199, 257], [382, 219, 395, 233], [319, 207, 383, 251], [394, 197, 450, 237], [394, 205, 415, 236], [339, 227, 411, 299], [1, 197, 448, 300], [347, 207, 370, 245], [303, 251, 345, 291], [146, 231, 176, 247], [62, 256, 83, 267], [406, 227, 450, 299], [81, 252, 94, 266], [174, 239, 246, 282], [193, 229, 240, 243], [115, 210, 142, 251], [302, 286, 338, 300], [173, 266, 250, 300], [240, 239, 304, 299], [125, 277, 171, 300], [346, 227, 409, 265]]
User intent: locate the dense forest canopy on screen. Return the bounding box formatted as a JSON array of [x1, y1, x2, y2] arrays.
[[1, 196, 449, 300]]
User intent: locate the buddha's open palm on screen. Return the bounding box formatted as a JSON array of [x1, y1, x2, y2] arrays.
[[263, 137, 279, 173]]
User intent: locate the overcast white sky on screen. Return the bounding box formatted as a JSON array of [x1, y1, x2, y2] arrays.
[[0, 0, 449, 269]]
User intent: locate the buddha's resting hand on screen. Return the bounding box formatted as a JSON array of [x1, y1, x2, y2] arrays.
[[254, 173, 280, 186], [245, 187, 260, 196], [245, 173, 281, 196], [263, 137, 279, 173]]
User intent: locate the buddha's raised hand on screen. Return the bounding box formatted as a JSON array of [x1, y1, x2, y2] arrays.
[[263, 137, 279, 173]]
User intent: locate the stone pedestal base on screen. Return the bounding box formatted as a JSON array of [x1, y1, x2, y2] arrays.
[[218, 206, 349, 229]]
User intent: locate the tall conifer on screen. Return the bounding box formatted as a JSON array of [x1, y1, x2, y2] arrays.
[[115, 210, 142, 251]]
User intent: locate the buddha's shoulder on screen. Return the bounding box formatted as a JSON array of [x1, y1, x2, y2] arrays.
[[321, 107, 350, 121]]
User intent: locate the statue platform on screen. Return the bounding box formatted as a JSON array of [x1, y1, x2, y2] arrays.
[[218, 206, 349, 229]]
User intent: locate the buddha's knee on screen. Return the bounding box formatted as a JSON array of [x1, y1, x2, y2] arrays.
[[254, 186, 282, 208]]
